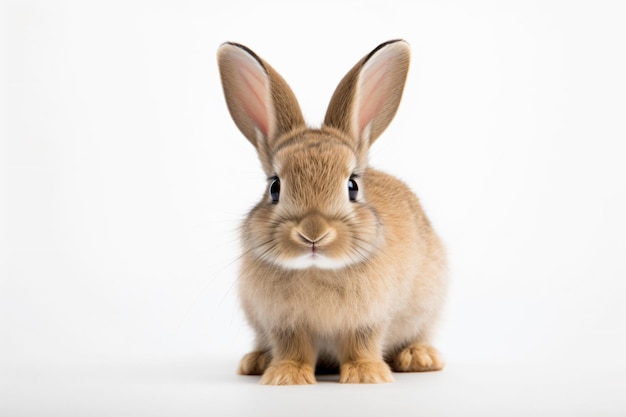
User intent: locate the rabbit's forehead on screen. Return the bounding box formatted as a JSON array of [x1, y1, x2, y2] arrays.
[[273, 140, 356, 180]]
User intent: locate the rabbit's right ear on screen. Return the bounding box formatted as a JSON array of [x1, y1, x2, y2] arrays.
[[218, 43, 305, 174]]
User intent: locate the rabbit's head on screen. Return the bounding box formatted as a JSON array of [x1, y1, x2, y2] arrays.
[[218, 40, 410, 270]]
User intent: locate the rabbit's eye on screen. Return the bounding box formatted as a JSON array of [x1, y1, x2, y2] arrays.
[[348, 178, 359, 201], [269, 178, 281, 203]]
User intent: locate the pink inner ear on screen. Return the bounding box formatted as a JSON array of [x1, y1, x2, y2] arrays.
[[355, 48, 395, 138], [233, 54, 271, 137]]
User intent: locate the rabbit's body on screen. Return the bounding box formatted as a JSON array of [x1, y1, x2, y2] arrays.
[[218, 40, 446, 384]]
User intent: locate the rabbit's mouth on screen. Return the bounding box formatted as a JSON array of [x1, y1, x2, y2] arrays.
[[276, 251, 349, 270], [276, 236, 368, 270], [271, 216, 350, 269]]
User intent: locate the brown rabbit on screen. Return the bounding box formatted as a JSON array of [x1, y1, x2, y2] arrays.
[[217, 40, 447, 385]]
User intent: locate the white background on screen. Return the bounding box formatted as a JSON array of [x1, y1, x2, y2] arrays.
[[2, 0, 625, 416]]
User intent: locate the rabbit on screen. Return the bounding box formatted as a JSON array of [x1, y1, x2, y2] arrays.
[[217, 39, 447, 385]]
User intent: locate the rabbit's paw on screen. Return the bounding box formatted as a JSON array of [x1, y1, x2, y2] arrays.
[[238, 350, 271, 375], [339, 360, 393, 384], [392, 343, 444, 372], [260, 360, 316, 385]]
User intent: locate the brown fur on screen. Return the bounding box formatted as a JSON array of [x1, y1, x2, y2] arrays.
[[218, 40, 447, 385]]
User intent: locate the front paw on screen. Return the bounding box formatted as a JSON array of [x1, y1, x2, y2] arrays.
[[260, 360, 316, 385], [339, 360, 394, 384]]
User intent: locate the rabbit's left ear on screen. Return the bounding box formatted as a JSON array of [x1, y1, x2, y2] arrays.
[[323, 40, 410, 151]]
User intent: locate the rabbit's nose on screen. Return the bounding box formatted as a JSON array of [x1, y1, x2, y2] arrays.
[[293, 213, 337, 246]]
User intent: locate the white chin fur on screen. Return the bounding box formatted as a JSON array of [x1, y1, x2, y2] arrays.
[[277, 253, 350, 270]]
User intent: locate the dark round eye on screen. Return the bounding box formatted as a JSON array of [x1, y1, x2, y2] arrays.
[[348, 178, 359, 201], [269, 178, 281, 203]]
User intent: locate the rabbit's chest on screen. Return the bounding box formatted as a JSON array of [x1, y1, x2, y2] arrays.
[[245, 268, 398, 332]]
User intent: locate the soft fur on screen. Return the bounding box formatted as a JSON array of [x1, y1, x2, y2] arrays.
[[217, 40, 447, 385]]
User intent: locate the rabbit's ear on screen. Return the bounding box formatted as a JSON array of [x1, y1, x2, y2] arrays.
[[218, 43, 305, 172], [324, 40, 410, 151]]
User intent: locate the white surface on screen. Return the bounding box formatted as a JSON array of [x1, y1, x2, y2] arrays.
[[2, 0, 625, 415], [3, 356, 625, 417]]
